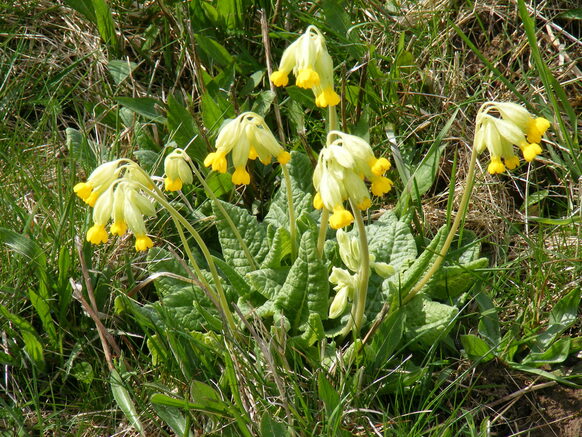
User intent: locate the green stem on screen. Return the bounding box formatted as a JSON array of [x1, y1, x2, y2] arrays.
[[125, 162, 236, 332], [403, 146, 478, 305], [147, 189, 237, 332], [328, 106, 338, 132], [317, 209, 329, 257], [350, 200, 370, 337], [281, 164, 297, 258], [189, 164, 258, 270], [315, 106, 338, 258]]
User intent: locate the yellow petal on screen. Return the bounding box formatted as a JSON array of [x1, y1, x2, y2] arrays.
[[164, 177, 183, 192], [232, 167, 250, 185], [313, 192, 323, 210], [86, 224, 108, 245], [277, 151, 291, 165], [296, 68, 320, 89], [73, 182, 93, 201], [504, 156, 520, 170], [487, 157, 505, 174], [135, 235, 153, 252], [329, 207, 354, 230], [270, 70, 289, 87], [371, 177, 393, 196], [371, 157, 391, 176], [110, 221, 127, 237]]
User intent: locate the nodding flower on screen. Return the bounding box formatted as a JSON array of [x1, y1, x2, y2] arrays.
[[203, 112, 291, 185], [74, 160, 122, 207], [164, 148, 194, 191], [313, 131, 393, 230], [76, 159, 158, 252], [474, 102, 550, 174], [270, 25, 340, 108]]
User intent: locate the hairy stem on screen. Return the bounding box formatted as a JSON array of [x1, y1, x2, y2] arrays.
[[403, 146, 478, 304], [350, 200, 370, 337], [281, 164, 297, 258], [189, 164, 259, 270]]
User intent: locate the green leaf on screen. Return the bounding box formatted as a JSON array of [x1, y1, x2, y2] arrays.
[[476, 292, 501, 347], [213, 256, 253, 298], [72, 362, 94, 385], [522, 338, 571, 366], [424, 257, 488, 300], [144, 248, 225, 331], [273, 231, 329, 339], [115, 97, 165, 122], [166, 95, 207, 164], [201, 92, 232, 131], [110, 369, 145, 435], [66, 127, 97, 168], [461, 334, 495, 362], [92, 0, 120, 54], [150, 393, 233, 417], [508, 363, 575, 386], [318, 373, 341, 429], [0, 228, 57, 346], [195, 33, 235, 69], [132, 149, 160, 174], [262, 226, 292, 268], [365, 211, 417, 273], [322, 0, 364, 58], [251, 90, 276, 117], [206, 171, 233, 197], [107, 59, 137, 85], [260, 412, 290, 437], [265, 152, 315, 229], [286, 86, 317, 110], [62, 0, 96, 23], [213, 200, 269, 275], [0, 305, 45, 370], [556, 8, 582, 20], [368, 308, 406, 369], [152, 403, 194, 437], [387, 225, 448, 298], [523, 190, 549, 209], [534, 288, 581, 351], [246, 268, 290, 301], [402, 294, 459, 348], [216, 0, 244, 30]]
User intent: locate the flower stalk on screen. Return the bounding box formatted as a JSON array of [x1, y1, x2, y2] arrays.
[[281, 164, 298, 258], [349, 200, 370, 337]]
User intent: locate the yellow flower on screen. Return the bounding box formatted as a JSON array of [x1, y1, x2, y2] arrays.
[[270, 26, 340, 108], [474, 102, 549, 174], [204, 112, 290, 185], [164, 149, 194, 191], [86, 186, 114, 245], [313, 133, 393, 229], [122, 184, 156, 251], [74, 160, 121, 207], [328, 267, 356, 319]]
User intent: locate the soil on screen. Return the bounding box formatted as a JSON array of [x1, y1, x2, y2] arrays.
[[472, 361, 582, 436]]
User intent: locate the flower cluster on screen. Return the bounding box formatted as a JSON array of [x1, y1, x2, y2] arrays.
[[74, 160, 157, 251], [204, 112, 291, 185], [312, 131, 393, 229], [270, 25, 340, 108], [474, 102, 550, 174]]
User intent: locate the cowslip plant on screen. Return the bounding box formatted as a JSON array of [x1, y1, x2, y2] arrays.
[[73, 26, 553, 351], [71, 23, 561, 435]]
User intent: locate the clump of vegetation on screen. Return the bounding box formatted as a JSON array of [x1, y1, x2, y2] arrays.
[[1, 1, 580, 435]]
